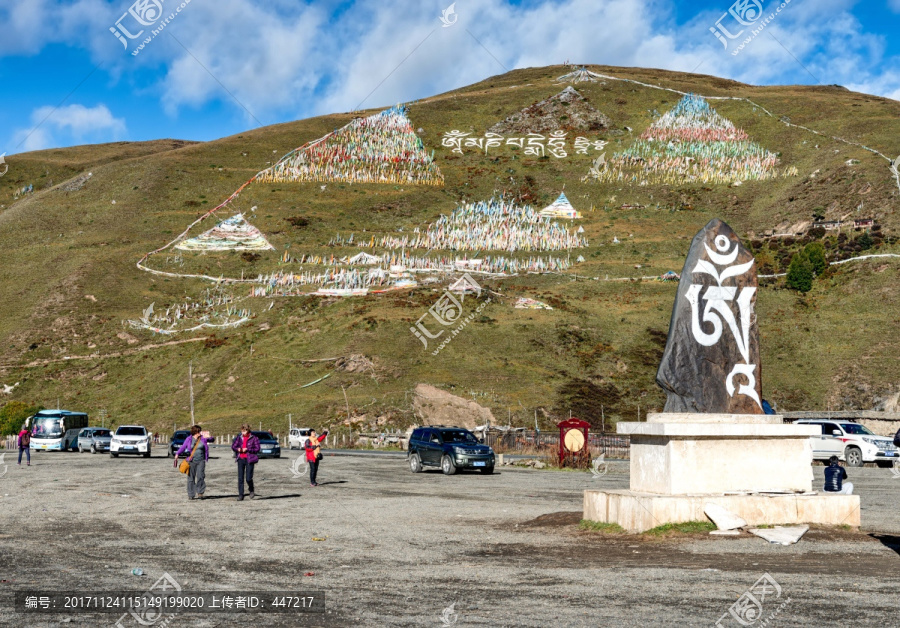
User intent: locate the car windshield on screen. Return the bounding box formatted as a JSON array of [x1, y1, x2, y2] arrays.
[[95, 430, 111, 437], [840, 423, 874, 435], [173, 431, 189, 439], [116, 427, 146, 437], [253, 431, 276, 441], [441, 430, 477, 443]]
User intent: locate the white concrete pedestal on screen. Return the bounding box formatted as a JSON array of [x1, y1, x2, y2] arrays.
[[584, 490, 860, 533], [583, 413, 861, 532]]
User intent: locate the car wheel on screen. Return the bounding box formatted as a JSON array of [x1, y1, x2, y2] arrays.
[[78, 445, 83, 453], [480, 465, 494, 475], [167, 449, 172, 458], [441, 455, 457, 476], [408, 453, 423, 473], [111, 453, 119, 458], [845, 447, 864, 467], [144, 450, 151, 458], [91, 445, 97, 454], [876, 460, 893, 468]]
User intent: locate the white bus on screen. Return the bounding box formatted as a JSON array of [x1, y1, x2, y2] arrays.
[[26, 410, 90, 451]]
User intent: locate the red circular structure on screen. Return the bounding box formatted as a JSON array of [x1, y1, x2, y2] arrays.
[[557, 418, 591, 467]]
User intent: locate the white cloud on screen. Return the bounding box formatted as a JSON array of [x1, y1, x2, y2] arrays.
[[2, 0, 900, 139], [14, 104, 126, 152], [889, 0, 900, 13]]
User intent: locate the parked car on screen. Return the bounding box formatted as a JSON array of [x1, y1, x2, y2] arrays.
[[62, 428, 82, 451], [408, 426, 495, 475], [795, 419, 898, 467], [253, 431, 281, 458], [168, 430, 190, 457], [77, 428, 112, 454], [110, 425, 151, 458], [289, 428, 313, 450]]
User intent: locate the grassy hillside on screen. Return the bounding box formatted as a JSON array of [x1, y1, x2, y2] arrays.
[[0, 64, 898, 437]]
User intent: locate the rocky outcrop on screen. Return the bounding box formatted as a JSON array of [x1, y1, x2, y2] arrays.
[[412, 384, 495, 430]]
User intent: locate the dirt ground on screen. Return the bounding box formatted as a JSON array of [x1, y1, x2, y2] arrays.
[[1, 448, 899, 627]]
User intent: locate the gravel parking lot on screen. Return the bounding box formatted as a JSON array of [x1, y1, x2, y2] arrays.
[[1, 448, 899, 627]]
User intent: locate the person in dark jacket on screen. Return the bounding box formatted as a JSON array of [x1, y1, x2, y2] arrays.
[[17, 426, 31, 466], [232, 424, 261, 501], [174, 425, 209, 500], [824, 456, 853, 494], [304, 429, 328, 486]]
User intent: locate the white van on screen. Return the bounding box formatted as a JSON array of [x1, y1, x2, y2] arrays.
[[289, 428, 313, 450], [794, 419, 897, 467]]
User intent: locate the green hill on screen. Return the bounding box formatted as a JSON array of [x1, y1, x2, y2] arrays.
[[1, 64, 898, 437]]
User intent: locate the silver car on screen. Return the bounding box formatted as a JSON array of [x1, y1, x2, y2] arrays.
[[78, 427, 112, 454]]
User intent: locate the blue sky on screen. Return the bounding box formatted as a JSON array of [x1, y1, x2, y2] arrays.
[[1, 0, 899, 154]]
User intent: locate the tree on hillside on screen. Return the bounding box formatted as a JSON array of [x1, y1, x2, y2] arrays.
[[0, 401, 42, 436], [786, 252, 814, 293], [804, 242, 828, 276], [857, 231, 874, 250]]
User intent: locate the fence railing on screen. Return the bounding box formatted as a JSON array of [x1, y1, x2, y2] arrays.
[[483, 431, 630, 459]]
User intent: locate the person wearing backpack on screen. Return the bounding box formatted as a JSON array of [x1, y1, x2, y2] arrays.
[[174, 425, 209, 500], [17, 425, 31, 466], [231, 424, 261, 501]]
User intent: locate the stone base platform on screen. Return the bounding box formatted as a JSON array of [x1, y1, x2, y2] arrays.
[[584, 489, 860, 533]]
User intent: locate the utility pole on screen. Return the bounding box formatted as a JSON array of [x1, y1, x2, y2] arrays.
[[188, 361, 195, 425]]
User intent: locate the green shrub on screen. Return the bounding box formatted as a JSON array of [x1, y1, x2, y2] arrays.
[[804, 242, 827, 276], [857, 232, 874, 250], [786, 252, 814, 293], [0, 401, 42, 436]]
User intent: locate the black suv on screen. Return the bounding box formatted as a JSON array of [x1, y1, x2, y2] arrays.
[[408, 426, 495, 475]]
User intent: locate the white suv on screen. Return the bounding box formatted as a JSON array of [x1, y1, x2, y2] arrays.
[[110, 425, 151, 458], [795, 419, 897, 467], [289, 428, 312, 450]]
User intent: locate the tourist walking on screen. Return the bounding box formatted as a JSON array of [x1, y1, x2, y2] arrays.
[[174, 425, 209, 500], [17, 425, 31, 466], [305, 429, 328, 486], [824, 456, 853, 495], [232, 424, 261, 501]]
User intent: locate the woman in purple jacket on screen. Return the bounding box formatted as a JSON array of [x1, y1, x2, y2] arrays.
[[232, 424, 261, 501], [174, 425, 209, 500]]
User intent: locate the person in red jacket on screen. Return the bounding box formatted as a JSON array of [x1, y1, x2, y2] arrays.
[[304, 429, 328, 486]]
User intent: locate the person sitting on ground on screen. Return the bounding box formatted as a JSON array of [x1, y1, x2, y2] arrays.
[[824, 456, 853, 495]]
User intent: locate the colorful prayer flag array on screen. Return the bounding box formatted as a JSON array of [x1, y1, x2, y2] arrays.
[[330, 197, 587, 253], [585, 94, 789, 186], [255, 105, 443, 186], [175, 213, 273, 252]]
